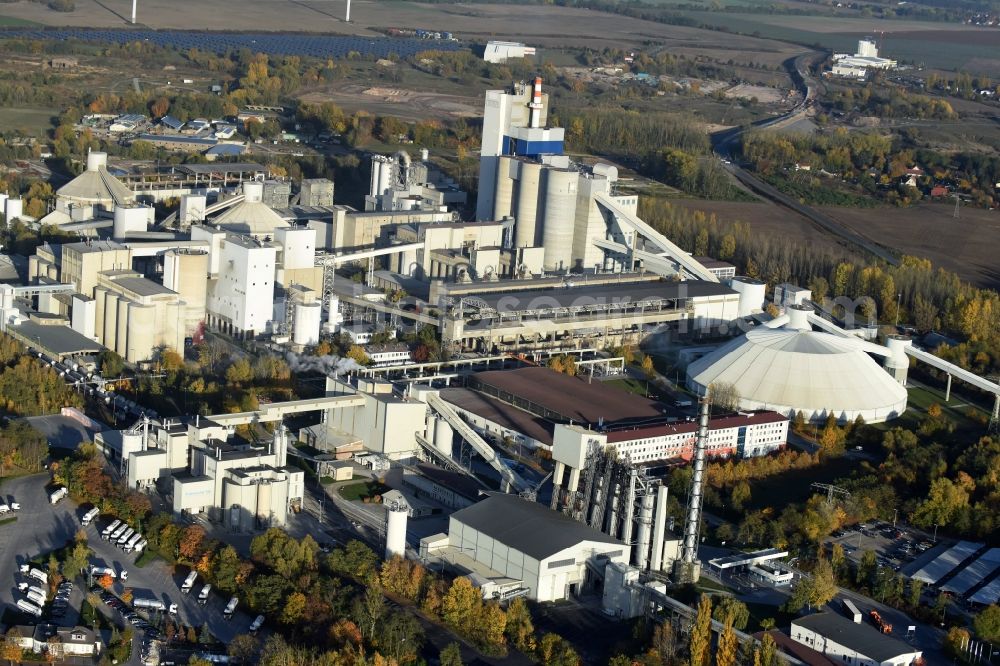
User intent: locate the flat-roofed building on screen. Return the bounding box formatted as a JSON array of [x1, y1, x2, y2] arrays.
[[790, 613, 922, 666]]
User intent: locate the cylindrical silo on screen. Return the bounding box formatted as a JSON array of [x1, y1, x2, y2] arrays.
[[541, 168, 578, 272], [493, 155, 515, 221], [514, 160, 542, 248], [378, 158, 391, 196], [434, 419, 453, 457], [103, 294, 119, 351], [385, 503, 408, 559], [86, 151, 108, 172], [163, 249, 209, 337], [635, 492, 655, 570], [292, 302, 322, 346], [126, 304, 155, 364], [369, 158, 382, 197], [425, 414, 436, 444], [398, 246, 418, 277], [730, 277, 767, 318]]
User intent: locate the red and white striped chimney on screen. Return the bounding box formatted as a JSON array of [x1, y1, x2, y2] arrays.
[[529, 76, 543, 128]]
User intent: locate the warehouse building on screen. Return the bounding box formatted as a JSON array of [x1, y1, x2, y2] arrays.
[[427, 493, 628, 602], [483, 41, 536, 64], [790, 613, 922, 666]]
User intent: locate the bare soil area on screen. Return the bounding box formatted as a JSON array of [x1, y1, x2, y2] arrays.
[[297, 84, 480, 121]]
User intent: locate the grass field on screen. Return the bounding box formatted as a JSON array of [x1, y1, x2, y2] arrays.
[[0, 107, 58, 135], [0, 14, 40, 26], [338, 479, 390, 501]]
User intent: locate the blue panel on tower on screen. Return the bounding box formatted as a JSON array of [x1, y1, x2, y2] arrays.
[[502, 136, 564, 158]]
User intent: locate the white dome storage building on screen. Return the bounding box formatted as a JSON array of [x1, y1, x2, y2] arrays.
[[686, 306, 908, 424]]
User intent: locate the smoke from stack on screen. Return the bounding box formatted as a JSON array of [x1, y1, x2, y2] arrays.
[[284, 352, 364, 376]]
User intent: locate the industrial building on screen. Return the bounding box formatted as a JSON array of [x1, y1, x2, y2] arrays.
[[790, 613, 922, 666], [686, 304, 909, 423], [483, 41, 536, 64], [830, 39, 897, 79], [38, 152, 137, 227], [367, 151, 467, 213], [422, 493, 628, 601]]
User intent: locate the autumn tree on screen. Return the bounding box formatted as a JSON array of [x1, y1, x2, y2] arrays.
[[505, 597, 535, 652], [689, 594, 712, 666], [536, 633, 579, 666], [178, 525, 206, 560], [228, 635, 259, 664], [715, 617, 738, 666], [2, 629, 23, 665], [442, 576, 481, 636]]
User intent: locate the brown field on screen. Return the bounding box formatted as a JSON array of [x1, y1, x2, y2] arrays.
[[298, 83, 480, 121], [672, 198, 1000, 289], [0, 0, 806, 62], [820, 203, 1000, 289]]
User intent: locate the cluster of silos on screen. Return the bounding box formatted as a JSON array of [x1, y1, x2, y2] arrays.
[[369, 155, 394, 198], [493, 158, 578, 272]]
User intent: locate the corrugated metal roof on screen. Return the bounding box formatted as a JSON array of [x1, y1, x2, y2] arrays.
[[451, 493, 622, 560]]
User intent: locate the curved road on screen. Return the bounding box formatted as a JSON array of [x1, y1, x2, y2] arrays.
[[713, 52, 900, 266]]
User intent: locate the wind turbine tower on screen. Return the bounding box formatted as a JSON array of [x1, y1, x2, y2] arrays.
[[345, 0, 351, 22], [131, 0, 137, 24]]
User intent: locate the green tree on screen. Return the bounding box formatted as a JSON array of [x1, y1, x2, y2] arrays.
[[974, 605, 1000, 643], [807, 558, 838, 608], [505, 597, 535, 652], [908, 578, 924, 608], [98, 350, 125, 377], [713, 597, 750, 631], [537, 633, 579, 666], [440, 642, 463, 666]]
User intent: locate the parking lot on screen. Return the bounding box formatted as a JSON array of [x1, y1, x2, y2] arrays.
[[1, 473, 258, 662], [826, 521, 939, 571]]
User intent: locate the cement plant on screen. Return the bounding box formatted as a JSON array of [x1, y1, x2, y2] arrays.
[[0, 10, 998, 666]]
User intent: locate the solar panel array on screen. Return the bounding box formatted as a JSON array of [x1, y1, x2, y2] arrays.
[[0, 29, 462, 59]]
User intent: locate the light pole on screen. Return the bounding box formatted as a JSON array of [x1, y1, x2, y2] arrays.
[[933, 523, 939, 542]]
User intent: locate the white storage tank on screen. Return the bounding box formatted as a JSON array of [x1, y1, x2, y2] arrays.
[[385, 502, 408, 560], [514, 160, 542, 248], [292, 302, 322, 346], [730, 277, 767, 319], [86, 151, 108, 171], [541, 168, 578, 272], [493, 155, 515, 221], [378, 158, 392, 196], [434, 419, 453, 457], [243, 180, 264, 203], [425, 414, 436, 443]]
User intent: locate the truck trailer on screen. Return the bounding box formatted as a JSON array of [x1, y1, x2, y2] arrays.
[[181, 571, 198, 593], [102, 519, 122, 538], [49, 487, 68, 504], [223, 596, 238, 619], [134, 598, 178, 614], [16, 599, 42, 617], [197, 584, 212, 605], [81, 507, 100, 526]]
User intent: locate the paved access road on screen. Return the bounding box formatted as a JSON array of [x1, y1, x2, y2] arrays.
[[0, 473, 257, 646]]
